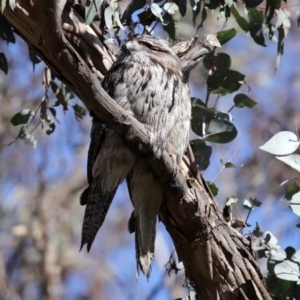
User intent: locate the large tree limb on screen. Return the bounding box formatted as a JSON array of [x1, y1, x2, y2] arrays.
[[2, 1, 272, 299]]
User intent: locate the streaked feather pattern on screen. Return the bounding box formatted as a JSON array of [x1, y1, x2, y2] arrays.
[[81, 35, 208, 277]]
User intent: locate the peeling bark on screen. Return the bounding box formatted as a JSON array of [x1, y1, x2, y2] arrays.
[[2, 1, 273, 299]]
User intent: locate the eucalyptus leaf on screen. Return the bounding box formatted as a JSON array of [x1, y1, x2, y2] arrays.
[[190, 139, 212, 170], [290, 192, 300, 217], [216, 28, 237, 45], [265, 248, 286, 261], [191, 98, 215, 137], [248, 8, 266, 46], [285, 184, 300, 201], [151, 3, 163, 23], [244, 0, 263, 8], [243, 199, 254, 209], [203, 52, 231, 73], [274, 261, 299, 281], [162, 12, 176, 40], [0, 52, 8, 74], [191, 0, 201, 25], [234, 93, 257, 108], [28, 47, 41, 72], [8, 0, 15, 10], [164, 2, 178, 14], [174, 0, 186, 16], [260, 131, 299, 155], [265, 231, 278, 248], [85, 0, 103, 25], [11, 109, 33, 126], [231, 5, 249, 32], [104, 6, 114, 29], [1, 0, 6, 12], [291, 249, 300, 264], [226, 196, 238, 206], [73, 104, 86, 121], [0, 14, 15, 43], [206, 119, 238, 143], [206, 181, 219, 196]]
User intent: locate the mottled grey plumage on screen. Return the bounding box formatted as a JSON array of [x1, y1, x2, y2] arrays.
[[80, 35, 207, 277]]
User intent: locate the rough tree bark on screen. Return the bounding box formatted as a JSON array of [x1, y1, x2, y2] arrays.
[[2, 1, 273, 299]]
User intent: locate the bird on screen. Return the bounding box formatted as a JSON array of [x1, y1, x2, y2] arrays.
[[80, 34, 208, 277]]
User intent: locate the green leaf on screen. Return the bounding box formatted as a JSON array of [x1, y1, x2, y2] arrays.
[[43, 67, 52, 89], [276, 154, 300, 172], [234, 93, 257, 108], [11, 109, 33, 126], [222, 70, 245, 93], [248, 8, 266, 46], [73, 104, 86, 121], [253, 222, 264, 237], [51, 82, 68, 110], [216, 28, 237, 45], [205, 0, 220, 9], [290, 192, 300, 217], [18, 127, 37, 149], [265, 0, 280, 23], [50, 81, 60, 94], [203, 52, 231, 73], [231, 6, 249, 32], [245, 0, 263, 8], [8, 0, 15, 9], [285, 184, 300, 201], [225, 5, 230, 19], [191, 98, 215, 136], [207, 72, 226, 92], [0, 52, 8, 74], [1, 0, 6, 12], [207, 68, 244, 95], [248, 197, 262, 207], [85, 0, 103, 25], [260, 131, 299, 156], [48, 107, 57, 118], [62, 84, 74, 101], [190, 140, 212, 170], [46, 119, 55, 135], [28, 47, 41, 72], [276, 26, 284, 70], [224, 162, 237, 168], [162, 12, 176, 40], [206, 181, 219, 196], [174, 0, 186, 16], [186, 291, 199, 300], [274, 261, 299, 281], [215, 111, 232, 122], [206, 119, 238, 143], [190, 0, 201, 26], [0, 14, 15, 43]]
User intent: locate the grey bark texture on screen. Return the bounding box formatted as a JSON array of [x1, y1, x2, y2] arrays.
[[2, 1, 273, 299]]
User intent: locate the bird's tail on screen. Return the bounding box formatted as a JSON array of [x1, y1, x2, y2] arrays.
[[135, 211, 157, 277], [81, 131, 136, 252], [80, 181, 117, 252], [127, 159, 163, 277]]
